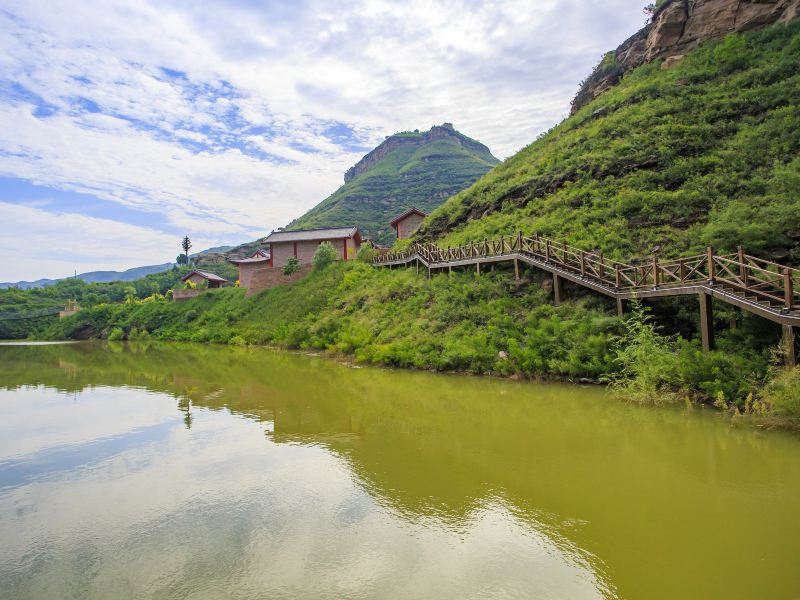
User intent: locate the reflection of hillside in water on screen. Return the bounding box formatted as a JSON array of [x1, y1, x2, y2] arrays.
[[3, 342, 800, 600]]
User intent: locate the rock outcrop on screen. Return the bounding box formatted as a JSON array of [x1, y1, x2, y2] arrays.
[[571, 0, 800, 113], [344, 123, 492, 183]]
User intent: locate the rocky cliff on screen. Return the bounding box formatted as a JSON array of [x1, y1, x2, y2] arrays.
[[572, 0, 800, 113]]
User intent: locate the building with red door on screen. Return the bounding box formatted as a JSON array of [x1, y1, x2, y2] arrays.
[[263, 227, 362, 269]]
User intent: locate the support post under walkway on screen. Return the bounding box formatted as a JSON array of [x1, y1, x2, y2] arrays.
[[553, 273, 563, 307], [514, 258, 520, 281], [617, 298, 626, 318], [784, 325, 797, 367], [699, 292, 715, 351]]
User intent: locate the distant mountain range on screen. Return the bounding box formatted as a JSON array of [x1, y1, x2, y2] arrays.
[[286, 123, 500, 245], [0, 246, 234, 289]]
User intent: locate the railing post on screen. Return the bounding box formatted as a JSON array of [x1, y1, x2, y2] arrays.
[[545, 239, 551, 262], [785, 268, 794, 312], [615, 264, 621, 289], [679, 259, 686, 282], [517, 230, 523, 252], [484, 238, 488, 256], [707, 246, 716, 285], [580, 251, 586, 278], [652, 255, 659, 289], [738, 246, 748, 287]]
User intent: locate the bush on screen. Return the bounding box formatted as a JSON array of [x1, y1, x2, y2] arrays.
[[108, 327, 125, 341], [312, 242, 338, 270], [228, 335, 247, 346], [604, 301, 679, 404], [356, 242, 376, 263], [184, 310, 198, 323], [761, 367, 800, 417], [283, 256, 300, 276]]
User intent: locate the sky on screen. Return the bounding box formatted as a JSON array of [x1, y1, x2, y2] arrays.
[[0, 0, 647, 282]]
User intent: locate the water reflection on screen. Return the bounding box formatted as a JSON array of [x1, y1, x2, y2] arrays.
[[1, 342, 799, 599]]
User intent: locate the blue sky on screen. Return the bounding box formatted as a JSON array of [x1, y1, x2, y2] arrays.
[[0, 0, 646, 281]]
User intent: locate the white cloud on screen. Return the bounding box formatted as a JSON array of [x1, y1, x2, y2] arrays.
[[0, 202, 214, 281], [0, 0, 648, 280]]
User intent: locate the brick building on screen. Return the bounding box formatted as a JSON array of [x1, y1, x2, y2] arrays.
[[263, 227, 362, 269], [389, 208, 427, 240], [228, 249, 270, 290], [180, 270, 230, 288]]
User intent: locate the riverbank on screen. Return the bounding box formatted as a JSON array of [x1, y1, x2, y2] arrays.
[[34, 260, 800, 420]]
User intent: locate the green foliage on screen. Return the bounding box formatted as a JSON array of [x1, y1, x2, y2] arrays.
[[107, 327, 125, 341], [423, 20, 800, 266], [356, 242, 376, 263], [761, 367, 800, 417], [282, 256, 300, 275], [286, 127, 499, 245], [605, 301, 678, 404], [312, 242, 338, 270], [176, 254, 188, 265]]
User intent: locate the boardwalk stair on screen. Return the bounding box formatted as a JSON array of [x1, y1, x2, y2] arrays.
[[374, 233, 800, 365]]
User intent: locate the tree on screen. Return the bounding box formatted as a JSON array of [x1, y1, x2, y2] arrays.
[[181, 236, 192, 264], [282, 256, 300, 276], [312, 242, 338, 270], [176, 254, 188, 265]]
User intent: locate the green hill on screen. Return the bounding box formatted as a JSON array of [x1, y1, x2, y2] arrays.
[[287, 123, 500, 245], [420, 19, 800, 265]]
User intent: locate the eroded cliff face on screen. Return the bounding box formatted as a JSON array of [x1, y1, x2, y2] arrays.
[[344, 123, 492, 183], [571, 0, 800, 113]]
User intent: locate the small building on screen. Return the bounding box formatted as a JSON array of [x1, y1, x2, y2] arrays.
[[263, 227, 362, 269], [180, 270, 230, 289], [228, 249, 271, 290], [389, 207, 427, 240]]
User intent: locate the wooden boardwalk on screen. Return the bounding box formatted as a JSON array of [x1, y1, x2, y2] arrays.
[[374, 233, 800, 365]]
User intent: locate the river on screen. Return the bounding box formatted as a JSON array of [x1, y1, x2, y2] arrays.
[[1, 342, 799, 599]]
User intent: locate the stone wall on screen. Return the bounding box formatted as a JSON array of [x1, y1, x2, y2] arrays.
[[173, 289, 205, 302]]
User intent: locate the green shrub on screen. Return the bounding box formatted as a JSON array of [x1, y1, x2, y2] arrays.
[[184, 310, 198, 323], [356, 242, 376, 263], [282, 256, 300, 276], [761, 367, 800, 417], [312, 242, 338, 270], [604, 301, 679, 404], [107, 327, 125, 341], [228, 335, 247, 346]]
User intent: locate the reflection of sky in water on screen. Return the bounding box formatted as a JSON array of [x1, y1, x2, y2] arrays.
[[0, 386, 608, 600]]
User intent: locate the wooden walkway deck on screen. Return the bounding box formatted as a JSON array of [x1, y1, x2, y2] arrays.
[[374, 233, 800, 365]]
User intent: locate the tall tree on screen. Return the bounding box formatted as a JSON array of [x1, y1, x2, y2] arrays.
[[181, 236, 192, 265]]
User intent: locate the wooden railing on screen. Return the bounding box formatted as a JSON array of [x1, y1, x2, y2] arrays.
[[374, 233, 800, 312]]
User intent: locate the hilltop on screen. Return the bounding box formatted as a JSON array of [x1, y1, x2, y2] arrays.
[[286, 124, 500, 245], [419, 13, 800, 265]]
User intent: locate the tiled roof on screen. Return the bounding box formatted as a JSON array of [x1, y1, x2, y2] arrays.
[[228, 249, 270, 264], [181, 270, 229, 283], [264, 227, 360, 243], [389, 207, 427, 226]]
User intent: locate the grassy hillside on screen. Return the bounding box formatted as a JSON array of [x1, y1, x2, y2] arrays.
[[420, 21, 800, 264], [0, 263, 236, 339], [287, 126, 499, 245]]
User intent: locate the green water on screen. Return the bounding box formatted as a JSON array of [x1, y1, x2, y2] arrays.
[[1, 342, 799, 599]]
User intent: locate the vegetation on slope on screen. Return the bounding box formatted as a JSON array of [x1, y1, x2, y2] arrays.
[[420, 21, 800, 265], [287, 126, 499, 245], [40, 260, 786, 412], [0, 263, 236, 339]]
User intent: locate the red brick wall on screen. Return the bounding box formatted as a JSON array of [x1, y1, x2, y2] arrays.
[[270, 238, 358, 267], [245, 264, 313, 296]]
